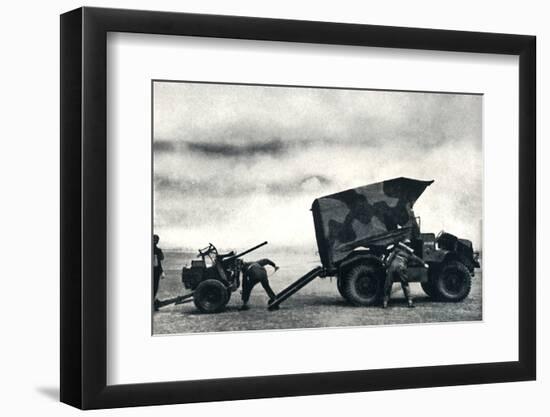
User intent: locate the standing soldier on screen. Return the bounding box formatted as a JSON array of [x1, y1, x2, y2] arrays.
[[153, 234, 164, 311], [383, 240, 428, 308], [239, 258, 279, 311]]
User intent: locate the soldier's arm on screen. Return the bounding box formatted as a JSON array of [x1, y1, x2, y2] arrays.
[[158, 248, 164, 261], [385, 250, 396, 266], [257, 258, 277, 268], [409, 252, 428, 267]]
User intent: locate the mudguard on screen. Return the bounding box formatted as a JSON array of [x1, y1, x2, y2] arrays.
[[424, 248, 450, 265], [337, 252, 385, 273]]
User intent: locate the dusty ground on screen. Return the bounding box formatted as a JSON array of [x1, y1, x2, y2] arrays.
[[153, 250, 482, 335]]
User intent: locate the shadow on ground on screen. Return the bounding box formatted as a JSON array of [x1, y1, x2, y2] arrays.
[[36, 386, 59, 401]]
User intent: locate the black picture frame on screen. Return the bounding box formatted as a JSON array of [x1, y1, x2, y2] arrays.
[[60, 6, 536, 410]]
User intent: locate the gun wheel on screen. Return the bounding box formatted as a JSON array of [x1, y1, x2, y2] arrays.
[[193, 279, 229, 313], [342, 263, 383, 306]]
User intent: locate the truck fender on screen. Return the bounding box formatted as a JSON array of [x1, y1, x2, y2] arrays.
[[424, 248, 450, 265], [425, 249, 476, 276], [338, 252, 385, 275]]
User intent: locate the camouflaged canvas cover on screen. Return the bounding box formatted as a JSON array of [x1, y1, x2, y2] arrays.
[[312, 177, 434, 268]]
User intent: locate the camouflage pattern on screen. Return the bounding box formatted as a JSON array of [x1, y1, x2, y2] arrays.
[[311, 177, 434, 268]]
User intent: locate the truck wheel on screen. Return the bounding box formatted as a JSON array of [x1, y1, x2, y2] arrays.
[[434, 261, 471, 302], [193, 279, 229, 313], [337, 277, 348, 301], [342, 263, 383, 306], [421, 281, 437, 298]]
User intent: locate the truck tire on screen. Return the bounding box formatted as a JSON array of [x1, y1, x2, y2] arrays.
[[337, 277, 348, 301], [433, 261, 471, 302], [341, 263, 383, 306], [193, 279, 229, 313]]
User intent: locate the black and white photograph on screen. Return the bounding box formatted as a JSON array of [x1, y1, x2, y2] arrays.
[[1, 0, 544, 414], [152, 81, 483, 334]]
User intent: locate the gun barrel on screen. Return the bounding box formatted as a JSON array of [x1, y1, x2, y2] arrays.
[[233, 241, 268, 259]]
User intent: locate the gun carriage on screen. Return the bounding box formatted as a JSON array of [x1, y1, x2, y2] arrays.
[[181, 241, 267, 313]]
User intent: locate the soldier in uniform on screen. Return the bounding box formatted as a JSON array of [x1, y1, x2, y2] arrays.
[[383, 240, 428, 308], [153, 234, 164, 311], [239, 258, 279, 311], [403, 203, 421, 238]]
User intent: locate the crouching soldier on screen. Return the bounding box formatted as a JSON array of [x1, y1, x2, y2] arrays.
[[383, 240, 428, 308], [240, 258, 279, 311]]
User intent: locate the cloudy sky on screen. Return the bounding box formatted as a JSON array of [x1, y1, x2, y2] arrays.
[[153, 81, 482, 252]]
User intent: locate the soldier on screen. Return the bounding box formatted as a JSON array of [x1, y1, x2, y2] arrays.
[[153, 234, 164, 311], [403, 203, 421, 238], [383, 240, 428, 308], [239, 258, 279, 311]]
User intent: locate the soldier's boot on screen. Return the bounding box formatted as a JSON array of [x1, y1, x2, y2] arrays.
[[239, 303, 250, 311], [382, 297, 389, 309], [407, 298, 415, 308]]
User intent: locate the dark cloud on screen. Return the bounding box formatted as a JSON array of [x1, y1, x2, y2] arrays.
[[153, 140, 176, 152], [154, 174, 333, 197], [186, 138, 286, 158], [156, 135, 382, 159], [155, 177, 250, 197]]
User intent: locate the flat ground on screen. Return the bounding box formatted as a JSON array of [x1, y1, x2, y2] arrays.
[[153, 250, 482, 335]]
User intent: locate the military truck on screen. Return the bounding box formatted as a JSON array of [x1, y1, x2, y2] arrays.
[[181, 241, 267, 313], [268, 177, 480, 310]]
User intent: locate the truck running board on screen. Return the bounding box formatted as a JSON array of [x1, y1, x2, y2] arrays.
[[268, 266, 324, 310]]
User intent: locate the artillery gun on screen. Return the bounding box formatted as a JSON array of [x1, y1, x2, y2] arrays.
[[268, 177, 480, 310], [181, 241, 267, 313]]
